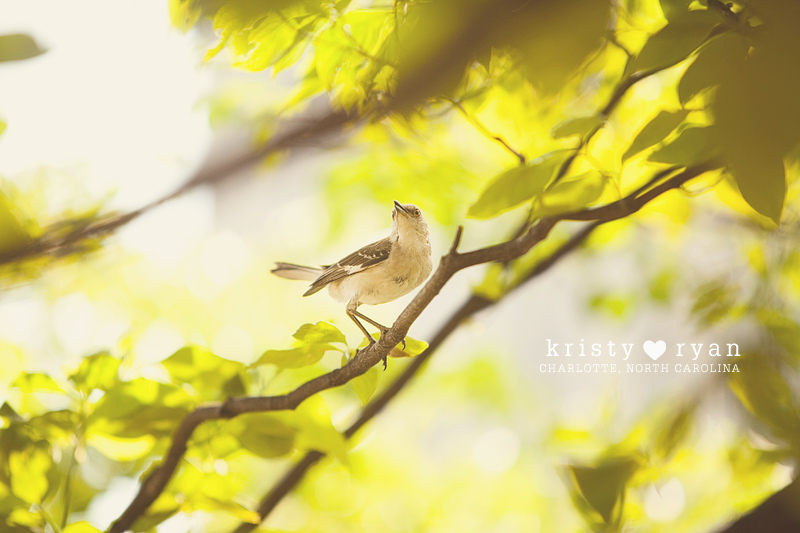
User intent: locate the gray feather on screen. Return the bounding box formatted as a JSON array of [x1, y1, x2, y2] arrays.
[[303, 237, 393, 296], [271, 262, 322, 282]]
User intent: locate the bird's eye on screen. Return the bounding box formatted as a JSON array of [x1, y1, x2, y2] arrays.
[[413, 209, 420, 216]]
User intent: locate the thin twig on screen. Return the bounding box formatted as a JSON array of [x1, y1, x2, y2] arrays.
[[445, 98, 526, 164], [0, 109, 354, 269]]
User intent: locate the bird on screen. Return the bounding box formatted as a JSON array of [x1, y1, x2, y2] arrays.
[[272, 200, 433, 367]]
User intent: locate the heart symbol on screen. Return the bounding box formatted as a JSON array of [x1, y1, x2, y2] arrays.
[[643, 340, 666, 360]]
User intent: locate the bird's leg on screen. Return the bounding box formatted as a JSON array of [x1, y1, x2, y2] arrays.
[[346, 309, 375, 345], [351, 309, 406, 351], [347, 310, 388, 370]]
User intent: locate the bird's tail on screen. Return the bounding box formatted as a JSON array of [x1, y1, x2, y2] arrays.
[[271, 262, 322, 282]]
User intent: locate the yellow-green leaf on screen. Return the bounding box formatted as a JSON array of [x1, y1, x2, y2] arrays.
[[350, 365, 380, 405], [468, 151, 573, 219], [628, 10, 716, 74], [622, 110, 689, 162], [0, 34, 46, 63], [292, 321, 347, 345]]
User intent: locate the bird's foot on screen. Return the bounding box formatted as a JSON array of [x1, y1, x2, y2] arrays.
[[378, 327, 406, 350]]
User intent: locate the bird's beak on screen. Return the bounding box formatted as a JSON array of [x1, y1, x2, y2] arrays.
[[393, 200, 408, 215]]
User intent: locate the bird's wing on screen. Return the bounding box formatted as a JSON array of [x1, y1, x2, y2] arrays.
[[303, 236, 393, 296]]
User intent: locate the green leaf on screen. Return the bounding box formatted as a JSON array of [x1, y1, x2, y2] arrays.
[[69, 352, 120, 394], [648, 126, 718, 166], [254, 345, 330, 369], [87, 378, 192, 439], [731, 155, 786, 225], [229, 413, 296, 458], [691, 280, 737, 325], [192, 494, 261, 523], [254, 322, 346, 369], [0, 34, 46, 63], [11, 372, 64, 394], [654, 405, 695, 460], [467, 151, 573, 219], [622, 110, 689, 162], [759, 311, 800, 361], [162, 346, 247, 399], [0, 192, 30, 255], [392, 336, 428, 358], [730, 356, 800, 439], [292, 396, 349, 463], [0, 119, 6, 137], [9, 444, 51, 503], [678, 33, 749, 104], [659, 0, 692, 20], [710, 27, 799, 225], [551, 115, 605, 140], [292, 321, 347, 345], [534, 170, 606, 217], [629, 10, 717, 74], [568, 456, 640, 525], [350, 366, 380, 404]]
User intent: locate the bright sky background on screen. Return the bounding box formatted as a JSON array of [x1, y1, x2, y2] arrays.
[[0, 0, 211, 209]]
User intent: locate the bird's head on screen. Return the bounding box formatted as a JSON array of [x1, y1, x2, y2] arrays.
[[392, 200, 429, 238]]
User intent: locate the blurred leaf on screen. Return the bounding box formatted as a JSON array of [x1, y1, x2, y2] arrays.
[[169, 0, 202, 32], [759, 311, 800, 362], [350, 365, 380, 405], [292, 396, 348, 463], [472, 263, 510, 302], [0, 192, 31, 255], [228, 413, 296, 458], [691, 280, 738, 325], [86, 433, 155, 461], [568, 456, 640, 526], [552, 115, 605, 140], [622, 110, 689, 162], [193, 494, 261, 523], [589, 293, 634, 320], [28, 410, 80, 440], [678, 32, 749, 104], [712, 20, 800, 225], [659, 0, 692, 20], [628, 10, 716, 74], [648, 270, 675, 303], [9, 444, 51, 503], [63, 522, 102, 533], [654, 405, 695, 460], [130, 509, 180, 533], [534, 170, 606, 217], [69, 352, 120, 395], [88, 378, 192, 439], [513, 0, 610, 93], [730, 356, 800, 439], [468, 151, 573, 219], [731, 154, 786, 225], [0, 34, 46, 62], [0, 119, 6, 137], [11, 372, 64, 394], [162, 346, 247, 399], [648, 126, 718, 166]]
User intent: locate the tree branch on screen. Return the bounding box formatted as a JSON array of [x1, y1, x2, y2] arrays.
[[0, 108, 354, 270], [231, 219, 602, 533], [107, 162, 716, 533]]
